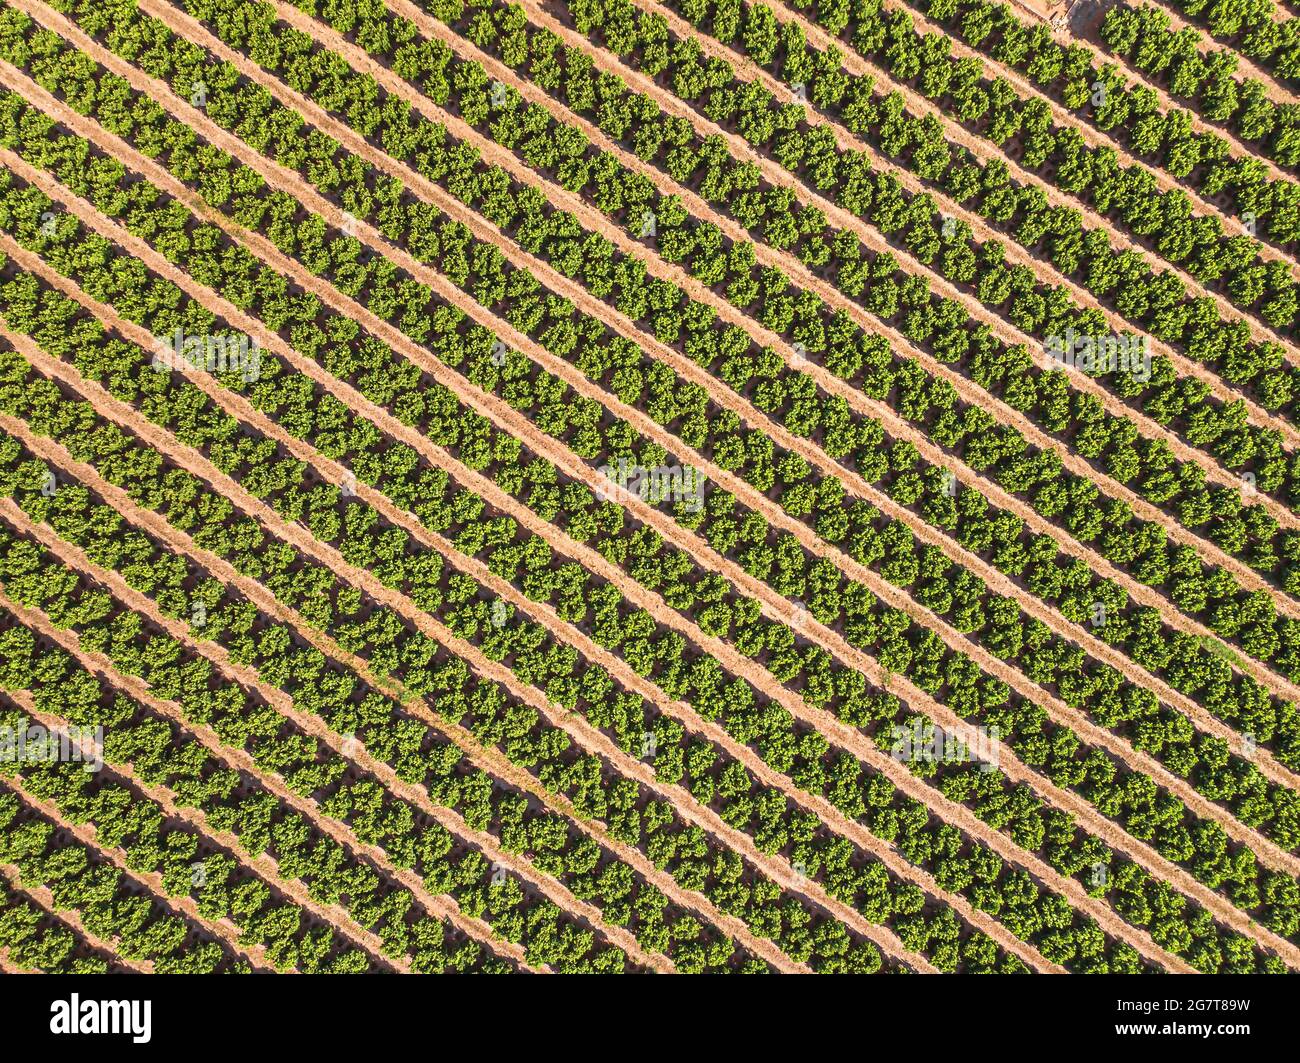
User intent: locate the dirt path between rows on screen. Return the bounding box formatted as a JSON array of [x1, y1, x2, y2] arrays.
[[0, 768, 257, 972], [128, 1, 1300, 806], [6, 250, 1060, 974], [884, 0, 1300, 267], [8, 26, 1283, 965], [0, 319, 942, 975], [315, 2, 1300, 752], [0, 475, 568, 973], [0, 861, 150, 973], [630, 0, 1300, 417], [0, 608, 465, 975], [1134, 0, 1300, 104]]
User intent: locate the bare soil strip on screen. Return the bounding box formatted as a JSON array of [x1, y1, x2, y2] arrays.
[[0, 477, 585, 973], [0, 609, 492, 975], [0, 865, 149, 973], [642, 0, 1300, 393], [1, 250, 1058, 974], [0, 770, 259, 972], [109, 4, 1300, 799], [1134, 0, 1300, 103], [0, 327, 938, 976], [5, 32, 1280, 963]]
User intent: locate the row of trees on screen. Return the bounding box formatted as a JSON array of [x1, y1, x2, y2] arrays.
[[0, 92, 1279, 977], [1164, 0, 1300, 86], [1101, 2, 1300, 173], [12, 0, 1300, 966], [0, 641, 387, 974]]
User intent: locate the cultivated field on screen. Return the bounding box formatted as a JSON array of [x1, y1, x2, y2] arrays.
[[0, 0, 1298, 975]]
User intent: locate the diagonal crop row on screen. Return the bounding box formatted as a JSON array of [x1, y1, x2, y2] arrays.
[[851, 0, 1300, 257], [2, 33, 1289, 966], [1146, 0, 1300, 91], [0, 605, 536, 973], [32, 0, 1300, 847], [2, 167, 1289, 966]]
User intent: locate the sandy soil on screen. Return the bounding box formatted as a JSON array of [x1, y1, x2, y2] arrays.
[[0, 770, 249, 972], [2, 614, 427, 974], [883, 0, 1300, 263], [0, 861, 152, 973], [17, 10, 1289, 961], [0, 472, 555, 973]]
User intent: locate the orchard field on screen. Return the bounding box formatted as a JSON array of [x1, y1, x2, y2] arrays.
[[1, 0, 1299, 975]]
